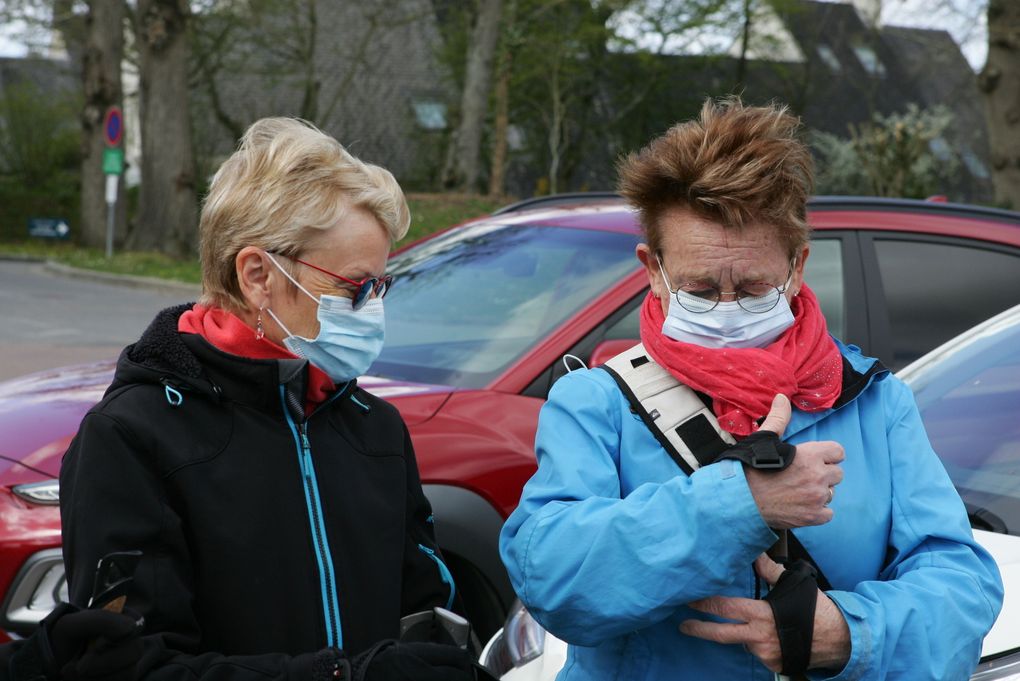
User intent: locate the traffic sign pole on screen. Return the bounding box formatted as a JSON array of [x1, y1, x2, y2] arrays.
[[105, 175, 118, 258], [103, 107, 124, 259]]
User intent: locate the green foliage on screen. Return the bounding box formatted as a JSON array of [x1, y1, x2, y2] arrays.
[[404, 193, 506, 243], [0, 81, 81, 241], [813, 105, 959, 198], [0, 81, 80, 183], [0, 240, 203, 282]]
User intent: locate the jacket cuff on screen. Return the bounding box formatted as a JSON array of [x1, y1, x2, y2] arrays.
[[292, 647, 347, 681], [807, 591, 870, 681]]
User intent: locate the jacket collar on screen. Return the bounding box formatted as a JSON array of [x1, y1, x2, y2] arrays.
[[111, 304, 353, 418], [786, 339, 889, 438]]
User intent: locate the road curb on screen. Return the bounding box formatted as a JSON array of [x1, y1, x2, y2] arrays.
[[42, 261, 202, 297], [0, 254, 46, 263]]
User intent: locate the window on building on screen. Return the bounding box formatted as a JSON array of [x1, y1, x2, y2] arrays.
[[852, 44, 886, 77], [816, 45, 842, 72], [929, 136, 953, 162], [412, 100, 447, 131]]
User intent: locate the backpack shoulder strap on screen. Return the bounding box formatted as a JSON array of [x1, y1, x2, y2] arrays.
[[600, 343, 736, 476]]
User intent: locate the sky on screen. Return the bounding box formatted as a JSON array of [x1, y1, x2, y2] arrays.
[[881, 0, 987, 70], [0, 0, 990, 69]]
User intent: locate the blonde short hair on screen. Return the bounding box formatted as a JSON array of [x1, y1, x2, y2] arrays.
[[199, 117, 410, 312], [617, 97, 814, 259]]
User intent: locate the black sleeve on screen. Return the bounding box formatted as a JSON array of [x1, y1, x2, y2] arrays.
[[398, 426, 459, 618], [60, 410, 338, 681], [0, 640, 25, 681]]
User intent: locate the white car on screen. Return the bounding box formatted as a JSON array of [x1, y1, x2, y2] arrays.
[[481, 304, 1020, 680]]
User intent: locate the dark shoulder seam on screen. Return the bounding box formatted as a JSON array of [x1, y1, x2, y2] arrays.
[[832, 356, 888, 410]]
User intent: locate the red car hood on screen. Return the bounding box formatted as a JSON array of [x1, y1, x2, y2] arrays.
[[0, 361, 453, 482]]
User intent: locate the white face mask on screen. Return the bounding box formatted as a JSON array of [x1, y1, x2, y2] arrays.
[[659, 264, 796, 349], [661, 295, 795, 349]]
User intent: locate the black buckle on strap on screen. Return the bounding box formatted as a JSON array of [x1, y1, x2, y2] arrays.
[[716, 431, 796, 470]]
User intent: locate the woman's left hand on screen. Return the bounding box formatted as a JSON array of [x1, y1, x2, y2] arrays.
[[679, 554, 851, 673]]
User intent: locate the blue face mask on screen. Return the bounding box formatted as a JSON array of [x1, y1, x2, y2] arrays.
[[264, 254, 385, 382]]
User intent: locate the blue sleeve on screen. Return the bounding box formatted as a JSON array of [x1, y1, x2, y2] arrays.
[[498, 369, 777, 646], [817, 379, 1004, 681]]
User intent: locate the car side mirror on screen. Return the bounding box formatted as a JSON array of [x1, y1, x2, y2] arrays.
[[588, 339, 638, 367]]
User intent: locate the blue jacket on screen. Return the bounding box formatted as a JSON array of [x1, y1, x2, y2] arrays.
[[500, 342, 1003, 680]]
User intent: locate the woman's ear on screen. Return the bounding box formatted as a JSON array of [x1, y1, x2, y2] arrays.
[[791, 244, 810, 297], [636, 243, 664, 300], [236, 247, 272, 311]]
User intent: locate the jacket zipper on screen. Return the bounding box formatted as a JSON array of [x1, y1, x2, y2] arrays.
[[417, 543, 456, 610], [281, 388, 344, 649]]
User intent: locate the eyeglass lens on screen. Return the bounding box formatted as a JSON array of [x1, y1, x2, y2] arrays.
[[673, 285, 783, 314]]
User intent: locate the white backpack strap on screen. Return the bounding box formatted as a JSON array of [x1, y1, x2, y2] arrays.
[[602, 343, 736, 475]]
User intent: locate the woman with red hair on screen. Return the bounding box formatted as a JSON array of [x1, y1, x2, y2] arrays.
[[500, 98, 1002, 681]]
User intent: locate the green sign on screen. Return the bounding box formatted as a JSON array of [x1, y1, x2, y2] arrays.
[[103, 148, 124, 175]]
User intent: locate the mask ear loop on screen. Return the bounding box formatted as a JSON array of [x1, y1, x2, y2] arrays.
[[262, 252, 318, 340], [265, 252, 319, 303]]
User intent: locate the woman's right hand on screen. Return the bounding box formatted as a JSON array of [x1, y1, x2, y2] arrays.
[[745, 395, 845, 530], [7, 604, 143, 681]]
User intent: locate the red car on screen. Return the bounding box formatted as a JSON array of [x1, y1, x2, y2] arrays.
[[2, 194, 1020, 642]]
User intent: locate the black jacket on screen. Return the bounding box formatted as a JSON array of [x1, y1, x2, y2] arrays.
[[59, 304, 454, 680]]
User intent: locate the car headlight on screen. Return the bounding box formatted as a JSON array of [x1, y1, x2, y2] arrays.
[[972, 650, 1020, 680], [12, 480, 60, 505], [480, 599, 546, 676], [1, 549, 67, 634]]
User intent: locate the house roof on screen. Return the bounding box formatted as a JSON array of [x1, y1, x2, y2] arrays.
[[0, 56, 77, 97]]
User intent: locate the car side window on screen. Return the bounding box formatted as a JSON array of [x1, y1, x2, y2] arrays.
[[603, 299, 642, 340], [803, 239, 844, 340], [875, 239, 1020, 367]]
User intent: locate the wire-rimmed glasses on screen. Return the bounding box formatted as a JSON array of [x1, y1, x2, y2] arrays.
[[657, 256, 794, 314]]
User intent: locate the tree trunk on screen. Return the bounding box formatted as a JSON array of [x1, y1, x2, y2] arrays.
[[441, 0, 503, 192], [298, 0, 320, 122], [980, 0, 1020, 209], [547, 67, 563, 195], [734, 0, 753, 92], [78, 0, 127, 250], [130, 0, 197, 256], [488, 45, 511, 197]]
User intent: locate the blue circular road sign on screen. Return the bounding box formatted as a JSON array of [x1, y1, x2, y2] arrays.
[[104, 107, 123, 147]]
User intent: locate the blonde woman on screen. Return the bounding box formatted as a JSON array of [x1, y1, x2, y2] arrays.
[[57, 119, 479, 681]]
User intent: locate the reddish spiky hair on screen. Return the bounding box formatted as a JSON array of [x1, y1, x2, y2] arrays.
[[617, 97, 814, 257]]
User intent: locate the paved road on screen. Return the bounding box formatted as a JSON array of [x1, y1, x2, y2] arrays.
[[0, 260, 196, 381]]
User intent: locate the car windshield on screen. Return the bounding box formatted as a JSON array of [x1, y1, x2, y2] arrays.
[[369, 222, 639, 388], [905, 309, 1020, 536]]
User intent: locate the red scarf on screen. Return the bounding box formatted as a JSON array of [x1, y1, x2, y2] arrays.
[[639, 285, 843, 436], [178, 304, 336, 414]]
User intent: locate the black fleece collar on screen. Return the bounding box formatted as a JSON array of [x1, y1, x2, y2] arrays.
[[126, 303, 205, 379]]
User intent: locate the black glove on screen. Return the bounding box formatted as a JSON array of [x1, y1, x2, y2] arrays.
[[351, 640, 478, 681], [8, 604, 143, 681]]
